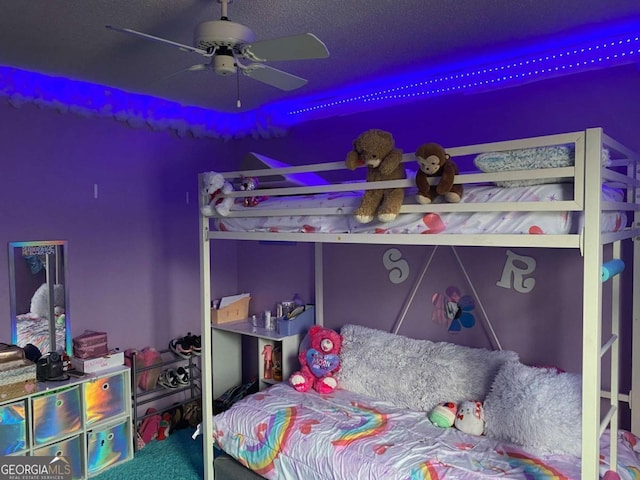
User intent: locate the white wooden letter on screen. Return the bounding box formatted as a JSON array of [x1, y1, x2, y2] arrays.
[[383, 248, 410, 284], [496, 249, 536, 293]]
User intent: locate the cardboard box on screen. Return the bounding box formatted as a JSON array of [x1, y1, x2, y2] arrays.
[[277, 305, 315, 337], [70, 351, 124, 373], [212, 294, 251, 324]]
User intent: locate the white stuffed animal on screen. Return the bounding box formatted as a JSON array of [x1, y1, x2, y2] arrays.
[[454, 400, 485, 436], [200, 171, 234, 217]]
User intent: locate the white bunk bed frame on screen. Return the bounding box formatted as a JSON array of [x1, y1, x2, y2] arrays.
[[199, 128, 640, 480]]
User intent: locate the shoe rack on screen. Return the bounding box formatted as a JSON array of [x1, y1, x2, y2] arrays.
[[129, 349, 200, 451]]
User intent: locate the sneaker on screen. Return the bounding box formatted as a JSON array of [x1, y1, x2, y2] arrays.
[[169, 336, 192, 359], [186, 334, 201, 356], [158, 369, 180, 389], [174, 366, 190, 386]]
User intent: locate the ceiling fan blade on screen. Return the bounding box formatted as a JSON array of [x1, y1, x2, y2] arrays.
[[242, 33, 329, 62], [242, 64, 308, 91], [105, 25, 212, 57], [159, 64, 209, 82]]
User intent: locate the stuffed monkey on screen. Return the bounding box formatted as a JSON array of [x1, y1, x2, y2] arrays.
[[415, 143, 463, 204]]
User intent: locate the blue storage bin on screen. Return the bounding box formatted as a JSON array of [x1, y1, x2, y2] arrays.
[[277, 306, 315, 337]]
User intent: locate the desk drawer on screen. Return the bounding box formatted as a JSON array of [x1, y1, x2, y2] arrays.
[[86, 420, 131, 476], [32, 386, 82, 446], [0, 400, 27, 454], [84, 372, 127, 426], [34, 434, 84, 480]]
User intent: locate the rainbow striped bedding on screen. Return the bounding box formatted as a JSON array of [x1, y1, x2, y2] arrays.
[[212, 383, 640, 480]]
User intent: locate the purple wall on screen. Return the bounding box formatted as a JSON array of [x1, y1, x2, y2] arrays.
[[0, 63, 636, 425], [0, 101, 238, 352]]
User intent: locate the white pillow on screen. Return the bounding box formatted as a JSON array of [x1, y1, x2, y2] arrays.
[[474, 145, 610, 187], [30, 283, 65, 318], [337, 324, 518, 413], [483, 361, 582, 456]]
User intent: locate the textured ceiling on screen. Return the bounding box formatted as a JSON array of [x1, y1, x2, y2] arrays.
[[1, 0, 639, 113]]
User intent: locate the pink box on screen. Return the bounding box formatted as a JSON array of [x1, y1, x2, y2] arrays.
[[70, 351, 124, 373]]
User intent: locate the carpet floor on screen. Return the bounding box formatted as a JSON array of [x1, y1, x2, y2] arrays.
[[92, 427, 204, 480]]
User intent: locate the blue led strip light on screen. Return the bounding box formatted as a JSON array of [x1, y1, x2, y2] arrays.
[[1, 26, 638, 138], [286, 34, 640, 117]]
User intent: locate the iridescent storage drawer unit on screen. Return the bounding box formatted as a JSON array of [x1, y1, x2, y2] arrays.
[[86, 420, 131, 476], [84, 371, 127, 426], [32, 385, 82, 446], [34, 434, 84, 480], [0, 399, 27, 454]]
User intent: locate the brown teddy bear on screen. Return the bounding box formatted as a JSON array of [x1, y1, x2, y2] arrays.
[[345, 129, 406, 223], [415, 142, 463, 204]]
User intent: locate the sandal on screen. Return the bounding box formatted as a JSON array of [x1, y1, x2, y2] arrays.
[[157, 412, 172, 441], [138, 408, 161, 444]]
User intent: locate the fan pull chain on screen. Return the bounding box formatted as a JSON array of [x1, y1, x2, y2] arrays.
[[236, 65, 241, 108]]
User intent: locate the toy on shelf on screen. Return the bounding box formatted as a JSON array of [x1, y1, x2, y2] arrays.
[[345, 129, 406, 223], [262, 345, 273, 380]]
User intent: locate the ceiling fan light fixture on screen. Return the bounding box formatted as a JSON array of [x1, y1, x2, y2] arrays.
[[194, 20, 254, 51], [214, 52, 236, 76]]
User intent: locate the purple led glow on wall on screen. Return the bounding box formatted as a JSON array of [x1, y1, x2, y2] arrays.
[[0, 22, 638, 138]]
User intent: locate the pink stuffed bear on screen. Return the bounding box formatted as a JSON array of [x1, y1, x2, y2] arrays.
[[289, 326, 342, 394]]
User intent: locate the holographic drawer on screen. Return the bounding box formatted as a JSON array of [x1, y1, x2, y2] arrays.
[[86, 420, 131, 476], [84, 372, 127, 426], [32, 385, 82, 446], [34, 434, 84, 480], [0, 400, 27, 454]]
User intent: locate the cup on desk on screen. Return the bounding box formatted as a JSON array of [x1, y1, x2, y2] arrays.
[[249, 315, 262, 328], [264, 311, 276, 331]]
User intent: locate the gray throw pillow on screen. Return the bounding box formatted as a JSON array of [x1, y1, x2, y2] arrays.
[[484, 361, 582, 456], [337, 324, 518, 413]]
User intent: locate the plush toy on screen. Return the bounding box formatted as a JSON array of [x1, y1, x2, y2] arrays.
[[240, 176, 267, 207], [200, 171, 234, 217], [415, 143, 463, 204], [289, 325, 342, 394], [454, 400, 485, 436], [428, 401, 458, 428], [345, 129, 406, 223]]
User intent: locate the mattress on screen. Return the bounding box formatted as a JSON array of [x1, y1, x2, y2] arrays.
[[213, 183, 626, 235], [212, 383, 640, 480]]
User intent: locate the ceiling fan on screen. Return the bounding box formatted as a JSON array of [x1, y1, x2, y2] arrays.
[[105, 0, 329, 96]]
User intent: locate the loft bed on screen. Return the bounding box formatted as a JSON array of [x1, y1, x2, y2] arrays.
[[198, 128, 640, 479]]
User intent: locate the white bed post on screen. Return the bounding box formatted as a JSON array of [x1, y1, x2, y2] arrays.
[[315, 243, 324, 327], [632, 159, 640, 436], [582, 128, 604, 479], [199, 183, 215, 480]]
